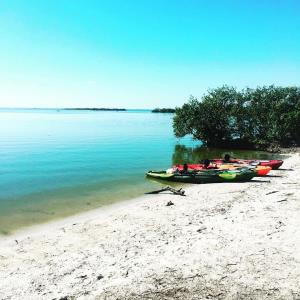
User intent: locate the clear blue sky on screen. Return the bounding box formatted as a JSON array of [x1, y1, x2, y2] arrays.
[[0, 0, 300, 108]]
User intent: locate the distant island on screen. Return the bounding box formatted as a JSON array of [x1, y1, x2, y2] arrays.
[[152, 108, 175, 113], [64, 108, 126, 111]]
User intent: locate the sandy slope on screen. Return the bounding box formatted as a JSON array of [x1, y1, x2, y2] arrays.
[[0, 154, 299, 300]]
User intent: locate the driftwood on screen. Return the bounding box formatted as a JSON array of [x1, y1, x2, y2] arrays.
[[145, 186, 186, 196]]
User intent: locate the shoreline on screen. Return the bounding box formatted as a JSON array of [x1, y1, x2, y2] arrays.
[[0, 193, 150, 245], [0, 152, 285, 242], [0, 153, 299, 299], [1, 151, 285, 238]]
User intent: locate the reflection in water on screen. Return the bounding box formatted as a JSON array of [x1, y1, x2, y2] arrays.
[[172, 145, 283, 165]]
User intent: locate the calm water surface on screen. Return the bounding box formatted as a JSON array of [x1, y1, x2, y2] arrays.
[[0, 109, 280, 234], [0, 109, 196, 234]]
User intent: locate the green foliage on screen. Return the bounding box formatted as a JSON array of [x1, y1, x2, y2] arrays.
[[152, 108, 175, 113], [173, 86, 300, 150]]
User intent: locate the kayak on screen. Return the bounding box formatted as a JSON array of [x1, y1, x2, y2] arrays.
[[218, 164, 272, 176], [210, 159, 283, 169], [173, 164, 218, 170], [258, 160, 283, 169], [146, 169, 256, 184], [173, 164, 271, 176]]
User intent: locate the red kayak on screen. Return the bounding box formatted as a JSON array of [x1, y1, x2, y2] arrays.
[[210, 159, 283, 170], [173, 164, 217, 171]]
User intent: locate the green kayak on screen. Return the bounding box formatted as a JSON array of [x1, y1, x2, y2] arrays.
[[146, 168, 256, 184]]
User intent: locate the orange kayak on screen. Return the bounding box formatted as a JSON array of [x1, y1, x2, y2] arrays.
[[219, 164, 271, 176]]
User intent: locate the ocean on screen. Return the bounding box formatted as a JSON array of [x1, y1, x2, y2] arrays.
[[0, 109, 277, 234]]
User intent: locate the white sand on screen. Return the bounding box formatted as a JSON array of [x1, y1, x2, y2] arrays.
[[0, 153, 299, 300]]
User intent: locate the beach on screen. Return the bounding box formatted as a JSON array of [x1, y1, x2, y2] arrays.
[[0, 153, 299, 299]]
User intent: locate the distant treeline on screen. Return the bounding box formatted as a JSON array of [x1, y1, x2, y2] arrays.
[[64, 108, 126, 111], [152, 108, 175, 113], [173, 86, 300, 151]]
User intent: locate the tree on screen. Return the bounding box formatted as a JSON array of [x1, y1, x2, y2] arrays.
[[173, 86, 300, 150]]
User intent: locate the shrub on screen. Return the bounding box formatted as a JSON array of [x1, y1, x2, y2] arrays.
[[173, 86, 300, 150]]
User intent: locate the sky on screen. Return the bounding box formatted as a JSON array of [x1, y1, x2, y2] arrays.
[[0, 0, 300, 109]]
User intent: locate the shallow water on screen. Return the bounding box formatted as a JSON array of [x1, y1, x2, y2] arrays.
[[0, 109, 196, 234], [0, 109, 280, 234]]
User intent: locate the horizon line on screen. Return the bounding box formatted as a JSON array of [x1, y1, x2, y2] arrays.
[[0, 107, 163, 111]]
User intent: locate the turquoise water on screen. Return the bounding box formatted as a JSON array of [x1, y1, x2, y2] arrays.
[[0, 109, 281, 235], [0, 109, 199, 234]]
